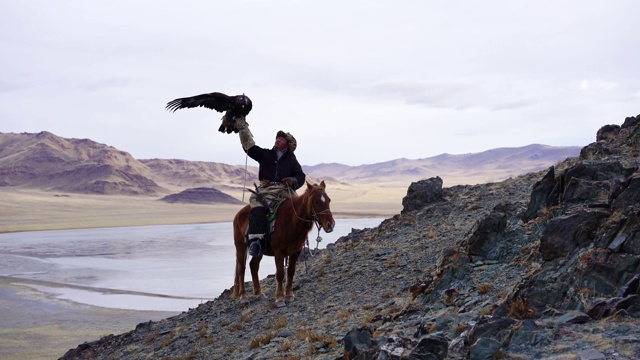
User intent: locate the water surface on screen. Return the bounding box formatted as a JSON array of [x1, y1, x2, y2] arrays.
[[0, 218, 384, 311]]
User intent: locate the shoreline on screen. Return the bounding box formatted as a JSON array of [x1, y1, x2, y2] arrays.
[[0, 188, 399, 234], [0, 211, 393, 235]]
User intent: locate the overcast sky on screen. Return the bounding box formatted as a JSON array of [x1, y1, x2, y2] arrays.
[[1, 1, 638, 166]]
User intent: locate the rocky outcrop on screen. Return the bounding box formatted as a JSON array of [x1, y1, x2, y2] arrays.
[[401, 176, 444, 214], [61, 115, 640, 360]]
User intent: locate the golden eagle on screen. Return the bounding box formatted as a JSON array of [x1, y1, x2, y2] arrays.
[[166, 92, 252, 134]]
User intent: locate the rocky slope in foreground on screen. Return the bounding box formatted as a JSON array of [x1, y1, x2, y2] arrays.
[[61, 115, 640, 360]]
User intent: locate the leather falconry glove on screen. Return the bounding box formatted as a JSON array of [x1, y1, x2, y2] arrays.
[[282, 177, 296, 188], [235, 116, 255, 151]]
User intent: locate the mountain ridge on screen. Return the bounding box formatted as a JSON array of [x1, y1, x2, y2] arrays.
[[0, 131, 581, 201]]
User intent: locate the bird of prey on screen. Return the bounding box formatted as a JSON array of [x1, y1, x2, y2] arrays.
[[166, 92, 252, 133]]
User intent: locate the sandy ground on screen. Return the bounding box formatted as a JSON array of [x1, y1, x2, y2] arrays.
[[0, 186, 404, 359], [0, 185, 403, 233]]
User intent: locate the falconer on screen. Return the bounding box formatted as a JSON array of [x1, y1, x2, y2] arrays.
[[235, 116, 306, 256]]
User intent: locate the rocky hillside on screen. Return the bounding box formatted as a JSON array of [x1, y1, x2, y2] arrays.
[[60, 114, 640, 359]]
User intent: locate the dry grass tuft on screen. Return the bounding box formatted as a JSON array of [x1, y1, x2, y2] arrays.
[[294, 329, 336, 346], [479, 307, 494, 316], [274, 355, 301, 360], [498, 289, 509, 300], [278, 338, 294, 352], [250, 333, 276, 349], [386, 254, 400, 266], [161, 334, 174, 349], [143, 332, 158, 344], [177, 349, 198, 360], [196, 322, 208, 339], [273, 317, 287, 330], [338, 310, 351, 322], [453, 323, 468, 335], [507, 297, 538, 319], [476, 283, 493, 294]]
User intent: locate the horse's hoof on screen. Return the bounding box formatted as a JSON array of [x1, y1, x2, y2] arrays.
[[285, 295, 295, 302], [239, 297, 249, 305], [275, 300, 286, 307]]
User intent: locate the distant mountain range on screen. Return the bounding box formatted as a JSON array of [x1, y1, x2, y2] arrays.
[[0, 131, 581, 202], [304, 144, 580, 185]]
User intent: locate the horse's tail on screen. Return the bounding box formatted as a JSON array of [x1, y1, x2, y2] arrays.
[[231, 205, 250, 298]]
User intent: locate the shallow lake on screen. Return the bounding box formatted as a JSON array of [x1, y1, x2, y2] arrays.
[[0, 218, 385, 312]]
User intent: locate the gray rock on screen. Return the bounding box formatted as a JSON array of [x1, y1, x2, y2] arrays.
[[401, 176, 444, 214]]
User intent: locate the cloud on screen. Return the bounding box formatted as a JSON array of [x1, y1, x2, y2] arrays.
[[579, 80, 618, 92], [371, 79, 541, 111], [1, 0, 639, 166]]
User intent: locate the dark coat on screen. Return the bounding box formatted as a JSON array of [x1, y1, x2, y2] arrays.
[[246, 145, 306, 190]]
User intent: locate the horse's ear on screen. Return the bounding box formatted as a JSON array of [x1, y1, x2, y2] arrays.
[[320, 180, 326, 189], [306, 181, 313, 190]]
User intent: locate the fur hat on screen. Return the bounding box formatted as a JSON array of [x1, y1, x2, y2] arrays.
[[276, 130, 297, 152]]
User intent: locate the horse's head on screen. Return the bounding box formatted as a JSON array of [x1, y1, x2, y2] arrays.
[[306, 180, 335, 233]]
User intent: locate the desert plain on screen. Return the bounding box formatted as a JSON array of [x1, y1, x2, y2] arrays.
[[0, 181, 408, 234]]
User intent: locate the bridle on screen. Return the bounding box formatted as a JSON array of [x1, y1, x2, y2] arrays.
[[288, 186, 331, 219], [286, 186, 333, 257]]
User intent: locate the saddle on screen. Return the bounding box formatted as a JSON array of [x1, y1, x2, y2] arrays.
[[245, 199, 285, 254]]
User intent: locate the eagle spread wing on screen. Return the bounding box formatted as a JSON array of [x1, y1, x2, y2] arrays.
[[166, 92, 252, 134]]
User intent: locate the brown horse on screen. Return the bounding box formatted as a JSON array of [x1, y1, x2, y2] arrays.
[[232, 181, 335, 306]]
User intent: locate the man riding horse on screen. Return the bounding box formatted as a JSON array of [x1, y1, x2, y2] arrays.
[[235, 116, 306, 257]]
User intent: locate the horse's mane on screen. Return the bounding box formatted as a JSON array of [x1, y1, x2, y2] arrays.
[[295, 183, 323, 216]]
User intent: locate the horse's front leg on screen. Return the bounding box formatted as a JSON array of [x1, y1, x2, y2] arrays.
[[249, 255, 266, 300], [274, 254, 287, 307], [285, 251, 301, 302]]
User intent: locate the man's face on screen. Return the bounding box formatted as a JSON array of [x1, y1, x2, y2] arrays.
[[274, 136, 288, 151]]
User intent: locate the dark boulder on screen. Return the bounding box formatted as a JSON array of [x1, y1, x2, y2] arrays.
[[402, 176, 444, 214], [466, 202, 519, 260], [343, 327, 376, 359], [523, 167, 559, 222], [539, 208, 609, 260], [596, 124, 620, 141]]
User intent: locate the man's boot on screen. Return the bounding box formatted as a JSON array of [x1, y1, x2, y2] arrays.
[[247, 206, 268, 256]]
